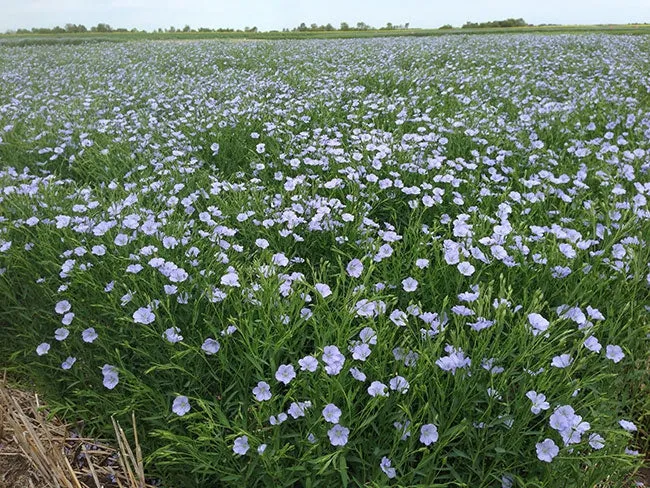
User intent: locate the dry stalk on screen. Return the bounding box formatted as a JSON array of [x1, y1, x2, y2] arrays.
[[0, 374, 156, 488]]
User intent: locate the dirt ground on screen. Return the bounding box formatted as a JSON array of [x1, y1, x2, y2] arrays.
[[0, 449, 39, 488]]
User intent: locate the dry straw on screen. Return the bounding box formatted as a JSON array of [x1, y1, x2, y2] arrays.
[[0, 372, 155, 488]]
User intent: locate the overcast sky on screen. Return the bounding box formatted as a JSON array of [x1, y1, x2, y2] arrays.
[[1, 0, 649, 32]]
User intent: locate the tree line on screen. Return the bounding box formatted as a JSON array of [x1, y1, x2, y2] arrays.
[[288, 22, 410, 32], [461, 18, 529, 29], [7, 22, 411, 35], [7, 19, 534, 35]]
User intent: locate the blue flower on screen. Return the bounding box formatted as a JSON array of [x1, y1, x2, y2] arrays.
[[102, 364, 119, 389], [322, 403, 342, 424], [133, 307, 155, 325], [233, 435, 249, 455], [380, 457, 396, 478], [368, 381, 388, 397], [82, 328, 98, 343], [420, 423, 439, 446], [252, 381, 272, 401], [275, 364, 296, 385], [536, 439, 559, 462], [327, 424, 349, 447], [201, 338, 221, 355], [172, 395, 190, 416]]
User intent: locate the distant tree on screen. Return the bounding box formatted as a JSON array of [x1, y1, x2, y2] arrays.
[[439, 24, 453, 29], [310, 23, 318, 30], [462, 18, 528, 29], [324, 23, 335, 31], [64, 23, 87, 33], [95, 23, 112, 32], [405, 22, 410, 29], [168, 26, 176, 33], [340, 22, 350, 30], [297, 22, 308, 31], [182, 24, 191, 32]]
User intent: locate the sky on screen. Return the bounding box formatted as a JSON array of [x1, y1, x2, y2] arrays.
[[1, 0, 649, 32]]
